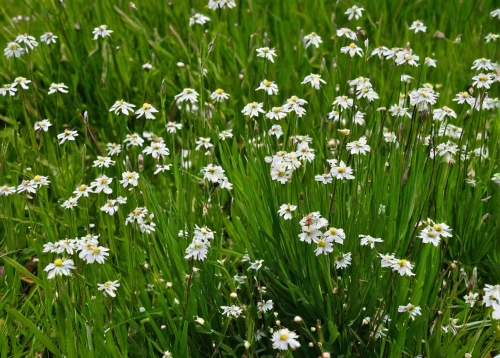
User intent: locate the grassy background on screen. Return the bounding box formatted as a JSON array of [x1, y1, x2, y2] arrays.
[[0, 0, 499, 356]]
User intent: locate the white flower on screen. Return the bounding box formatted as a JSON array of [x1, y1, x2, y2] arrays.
[[48, 83, 68, 95], [472, 73, 494, 89], [371, 46, 389, 59], [268, 124, 284, 138], [195, 137, 214, 151], [93, 25, 113, 40], [341, 43, 363, 57], [257, 300, 274, 313], [337, 28, 357, 40], [278, 204, 297, 220], [359, 235, 383, 249], [98, 280, 120, 297], [81, 245, 110, 264], [13, 76, 31, 90], [242, 102, 265, 118], [219, 129, 233, 140], [0, 84, 17, 96], [313, 236, 334, 255], [301, 74, 326, 90], [143, 141, 170, 159], [40, 32, 58, 44], [379, 253, 397, 268], [202, 164, 226, 183], [303, 32, 322, 48], [409, 20, 427, 33], [4, 42, 25, 58], [391, 259, 415, 276], [271, 328, 301, 350], [333, 95, 354, 109], [166, 121, 182, 134], [61, 197, 79, 209], [185, 239, 209, 261], [346, 136, 370, 155], [424, 57, 437, 67], [472, 58, 495, 71], [107, 143, 122, 156], [389, 105, 411, 118], [453, 91, 476, 106], [256, 79, 278, 95], [324, 227, 345, 244], [15, 34, 38, 51], [91, 175, 113, 194], [120, 171, 139, 187], [93, 156, 115, 168], [135, 103, 158, 119], [211, 88, 230, 102], [174, 88, 199, 104], [0, 185, 16, 196], [395, 51, 419, 66], [221, 305, 242, 317], [464, 292, 479, 307], [189, 13, 210, 26], [208, 0, 236, 10], [398, 303, 422, 319], [109, 100, 136, 115], [57, 129, 78, 145], [124, 133, 145, 147], [44, 258, 75, 279], [249, 260, 264, 271], [256, 47, 277, 62], [266, 107, 287, 120], [433, 106, 456, 121], [491, 9, 500, 19], [345, 5, 364, 20], [17, 180, 37, 194]]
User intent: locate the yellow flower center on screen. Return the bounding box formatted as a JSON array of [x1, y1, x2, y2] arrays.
[[33, 175, 41, 182], [479, 75, 487, 81], [92, 248, 100, 254], [349, 43, 356, 49], [143, 103, 151, 110], [54, 259, 63, 266], [337, 167, 345, 173], [280, 333, 289, 340], [318, 240, 326, 247], [329, 228, 336, 235], [215, 89, 224, 95], [195, 242, 202, 248], [264, 80, 271, 87], [397, 259, 407, 267], [434, 225, 442, 231]]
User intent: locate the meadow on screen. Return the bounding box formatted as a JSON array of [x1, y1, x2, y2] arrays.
[[0, 0, 500, 357]]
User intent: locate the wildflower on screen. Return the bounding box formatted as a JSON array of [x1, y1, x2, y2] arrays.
[[301, 74, 326, 90], [401, 74, 414, 83], [189, 13, 210, 26], [249, 260, 264, 271], [278, 204, 297, 220], [109, 100, 136, 115], [135, 103, 158, 119], [425, 57, 437, 67], [195, 137, 214, 151], [341, 43, 364, 57], [333, 95, 353, 109], [271, 328, 301, 350], [120, 171, 139, 187], [315, 173, 332, 184], [256, 79, 278, 95], [330, 161, 355, 180], [57, 129, 78, 145], [44, 258, 75, 279], [398, 303, 422, 320], [143, 141, 170, 159], [379, 253, 396, 267], [208, 0, 236, 10], [395, 51, 419, 66], [345, 4, 363, 20], [81, 245, 110, 264], [464, 292, 479, 307], [433, 106, 457, 121], [324, 227, 346, 244], [409, 20, 427, 33], [40, 32, 58, 44], [256, 47, 277, 62], [0, 84, 17, 96], [346, 137, 370, 155], [410, 88, 439, 106], [337, 28, 357, 41], [258, 300, 274, 313], [492, 9, 500, 18], [357, 86, 379, 101], [15, 34, 38, 51], [472, 73, 494, 89], [335, 252, 352, 269], [453, 91, 476, 106], [98, 281, 120, 297], [221, 305, 242, 318], [124, 133, 144, 147], [242, 102, 265, 118], [34, 119, 52, 132], [313, 236, 334, 255], [431, 141, 459, 163], [13, 77, 31, 90], [0, 185, 16, 196], [359, 235, 383, 249], [371, 46, 389, 59], [93, 156, 115, 168], [485, 33, 499, 43], [174, 88, 199, 103], [219, 129, 233, 140], [17, 180, 37, 194], [392, 259, 415, 276], [211, 88, 230, 102], [90, 175, 113, 194], [48, 83, 68, 94], [303, 32, 322, 48], [93, 25, 113, 40], [283, 95, 308, 117], [267, 124, 283, 139], [185, 239, 209, 261], [471, 58, 495, 71], [166, 121, 182, 134], [4, 42, 25, 58], [61, 197, 79, 209], [106, 143, 122, 156]]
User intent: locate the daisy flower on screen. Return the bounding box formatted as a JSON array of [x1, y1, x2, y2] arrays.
[[359, 235, 383, 249], [93, 25, 113, 40], [301, 74, 326, 90], [211, 88, 230, 102], [256, 47, 277, 62], [185, 239, 209, 261], [44, 258, 75, 279], [109, 100, 136, 115], [345, 5, 364, 20], [166, 121, 182, 134], [341, 43, 363, 57], [271, 328, 301, 350], [4, 42, 25, 58], [98, 280, 120, 297], [0, 84, 17, 96], [278, 204, 297, 220], [120, 171, 139, 188], [135, 103, 158, 119], [409, 20, 427, 33], [0, 185, 16, 196], [392, 259, 415, 276], [303, 32, 322, 48], [256, 79, 278, 95], [331, 161, 354, 180], [242, 102, 265, 118], [13, 77, 31, 90], [57, 129, 78, 145], [189, 13, 210, 26], [40, 32, 58, 44], [48, 83, 68, 94], [174, 88, 199, 103], [398, 303, 422, 320]]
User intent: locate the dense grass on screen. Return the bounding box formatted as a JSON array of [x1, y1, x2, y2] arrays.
[[1, 0, 499, 357]]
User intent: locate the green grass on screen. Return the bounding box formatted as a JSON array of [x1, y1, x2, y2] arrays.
[[0, 0, 499, 357]]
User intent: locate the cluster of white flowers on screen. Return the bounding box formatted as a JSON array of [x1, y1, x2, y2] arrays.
[[378, 254, 415, 276], [418, 219, 452, 246], [184, 225, 215, 261], [201, 164, 233, 190], [0, 175, 50, 197]]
